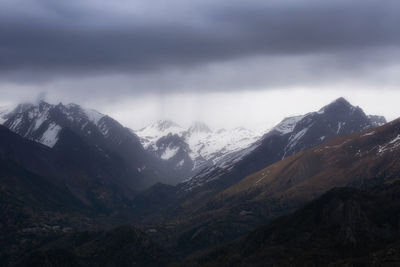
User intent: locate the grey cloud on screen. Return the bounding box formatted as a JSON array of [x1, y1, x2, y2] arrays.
[[1, 0, 399, 72], [0, 0, 399, 97]]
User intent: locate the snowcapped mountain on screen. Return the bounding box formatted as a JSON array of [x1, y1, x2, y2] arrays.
[[179, 97, 387, 193], [135, 120, 262, 177], [135, 120, 183, 150], [2, 101, 107, 148], [0, 106, 11, 124], [0, 100, 177, 191]]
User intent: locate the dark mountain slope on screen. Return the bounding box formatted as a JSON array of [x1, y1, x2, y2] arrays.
[[0, 151, 90, 265], [2, 101, 171, 191], [131, 183, 179, 223], [0, 124, 136, 213], [15, 225, 172, 267], [0, 125, 153, 265], [187, 182, 400, 266]]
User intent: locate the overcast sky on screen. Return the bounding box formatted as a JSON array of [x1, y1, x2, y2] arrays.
[[0, 0, 399, 131]]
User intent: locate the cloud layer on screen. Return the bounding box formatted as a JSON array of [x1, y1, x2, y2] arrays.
[[0, 0, 399, 92]]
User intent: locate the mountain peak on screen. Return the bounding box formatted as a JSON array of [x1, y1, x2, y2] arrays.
[[54, 102, 105, 126], [148, 120, 181, 132], [157, 120, 181, 131], [188, 121, 212, 134], [333, 97, 350, 105], [318, 97, 358, 115]]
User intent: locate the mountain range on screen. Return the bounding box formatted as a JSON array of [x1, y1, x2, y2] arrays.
[[1, 97, 399, 267], [180, 97, 386, 194], [129, 98, 387, 223], [168, 116, 400, 256]]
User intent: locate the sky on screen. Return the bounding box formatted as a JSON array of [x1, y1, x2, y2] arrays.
[[0, 0, 399, 131]]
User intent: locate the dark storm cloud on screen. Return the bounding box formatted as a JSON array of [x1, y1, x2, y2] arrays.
[[0, 0, 399, 104], [1, 0, 399, 75]]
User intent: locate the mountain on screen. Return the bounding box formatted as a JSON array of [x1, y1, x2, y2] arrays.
[[126, 98, 389, 257], [179, 97, 387, 195], [0, 106, 11, 124], [213, 116, 400, 211], [135, 120, 261, 180], [187, 182, 400, 266], [0, 124, 126, 265], [170, 116, 399, 255], [0, 100, 173, 191]]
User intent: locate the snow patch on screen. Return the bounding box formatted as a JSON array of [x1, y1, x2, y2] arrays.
[[336, 122, 346, 134], [361, 131, 375, 137], [39, 123, 62, 147], [177, 159, 185, 167], [84, 109, 104, 125], [161, 146, 179, 160], [377, 134, 400, 155], [273, 115, 304, 135], [287, 127, 308, 149], [0, 106, 12, 124], [9, 116, 23, 131], [33, 113, 48, 131]]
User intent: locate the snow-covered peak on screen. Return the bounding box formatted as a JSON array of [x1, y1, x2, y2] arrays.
[[56, 102, 105, 126], [135, 120, 262, 174], [135, 120, 184, 149], [184, 124, 261, 171], [155, 120, 181, 131], [0, 106, 13, 124], [2, 101, 108, 148], [187, 121, 212, 135], [13, 103, 35, 115], [318, 97, 355, 115], [84, 109, 104, 126], [273, 97, 380, 137], [150, 120, 182, 132], [273, 115, 305, 135], [138, 120, 183, 134]]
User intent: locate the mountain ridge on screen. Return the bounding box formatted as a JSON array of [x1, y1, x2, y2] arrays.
[[135, 119, 262, 180], [0, 100, 181, 190], [179, 97, 386, 195]]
